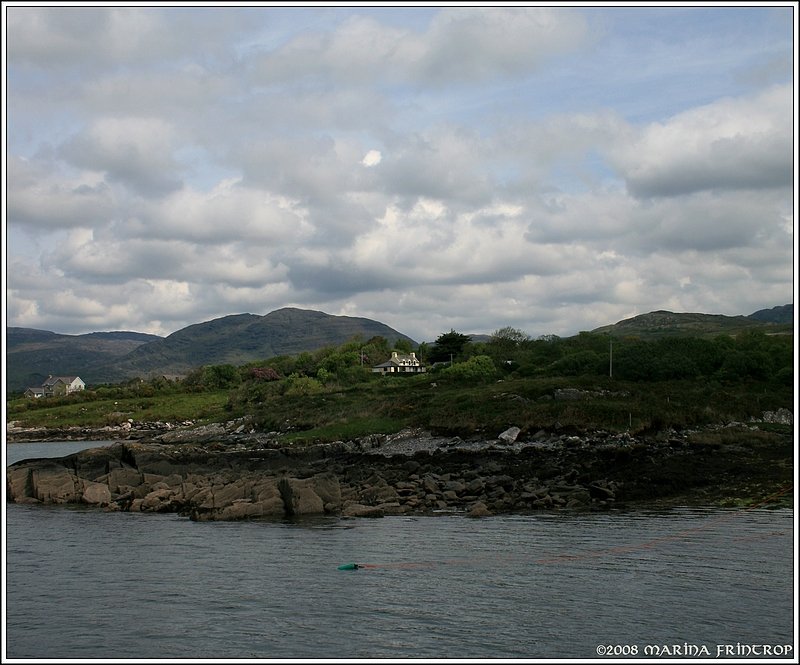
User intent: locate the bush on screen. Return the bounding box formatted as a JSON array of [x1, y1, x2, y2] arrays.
[[283, 375, 324, 396], [440, 355, 497, 382]]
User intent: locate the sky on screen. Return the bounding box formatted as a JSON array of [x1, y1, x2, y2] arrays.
[[2, 2, 797, 344]]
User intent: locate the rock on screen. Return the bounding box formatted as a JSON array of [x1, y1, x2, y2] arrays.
[[31, 464, 82, 503], [498, 427, 521, 443], [82, 482, 112, 505], [760, 408, 793, 425], [6, 466, 32, 501], [342, 503, 385, 518], [214, 498, 284, 520], [100, 467, 143, 492], [278, 477, 325, 515], [140, 488, 176, 512], [467, 501, 492, 517]]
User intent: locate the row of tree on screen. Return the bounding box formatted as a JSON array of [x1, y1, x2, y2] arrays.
[[13, 326, 791, 407]]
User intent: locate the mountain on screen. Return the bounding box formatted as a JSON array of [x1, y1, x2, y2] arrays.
[[591, 306, 794, 338], [6, 328, 162, 391], [748, 304, 794, 324], [104, 307, 417, 381], [5, 308, 417, 391], [7, 305, 792, 391]]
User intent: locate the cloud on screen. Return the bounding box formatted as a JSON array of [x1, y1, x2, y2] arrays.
[[612, 84, 792, 197], [59, 116, 184, 197], [6, 155, 117, 230], [6, 6, 251, 70], [254, 7, 589, 87], [4, 6, 794, 343], [362, 150, 382, 167]]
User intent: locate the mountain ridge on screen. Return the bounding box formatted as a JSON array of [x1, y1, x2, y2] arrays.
[[6, 304, 793, 391], [590, 305, 793, 337], [6, 308, 417, 390]]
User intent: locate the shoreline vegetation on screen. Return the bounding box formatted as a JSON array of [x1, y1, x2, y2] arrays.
[[6, 330, 795, 518]]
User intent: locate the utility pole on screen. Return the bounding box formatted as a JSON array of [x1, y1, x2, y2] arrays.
[[609, 337, 613, 378]]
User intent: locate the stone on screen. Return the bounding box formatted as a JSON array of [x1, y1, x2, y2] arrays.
[[31, 465, 82, 503], [140, 488, 176, 512], [498, 427, 521, 443], [278, 477, 325, 515], [82, 481, 112, 505], [342, 503, 385, 518]]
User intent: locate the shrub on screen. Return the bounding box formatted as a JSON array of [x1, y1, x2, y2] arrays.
[[284, 375, 324, 396], [440, 355, 497, 382]]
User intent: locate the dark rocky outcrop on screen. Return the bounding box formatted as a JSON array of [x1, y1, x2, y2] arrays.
[[6, 424, 793, 521]]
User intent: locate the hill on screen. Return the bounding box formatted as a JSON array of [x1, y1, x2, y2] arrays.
[[6, 328, 162, 391], [590, 306, 793, 339], [5, 308, 417, 390], [104, 307, 417, 382], [748, 304, 794, 324]]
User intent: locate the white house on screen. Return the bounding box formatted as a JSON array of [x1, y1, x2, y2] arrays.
[[372, 351, 427, 374], [36, 375, 86, 397]]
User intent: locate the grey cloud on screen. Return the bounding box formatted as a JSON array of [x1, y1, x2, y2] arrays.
[[6, 155, 117, 230], [59, 120, 183, 198], [415, 8, 589, 84], [615, 85, 792, 199], [625, 134, 792, 198], [7, 6, 254, 71], [254, 7, 588, 88]]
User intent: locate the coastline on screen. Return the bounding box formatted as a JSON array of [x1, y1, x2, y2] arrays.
[[6, 420, 794, 519]]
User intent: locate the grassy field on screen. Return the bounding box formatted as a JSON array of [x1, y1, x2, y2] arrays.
[[7, 391, 230, 428], [6, 371, 793, 443]]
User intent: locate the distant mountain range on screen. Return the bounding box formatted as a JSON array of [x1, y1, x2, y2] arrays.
[[6, 307, 415, 391], [590, 305, 794, 337], [5, 304, 793, 391]]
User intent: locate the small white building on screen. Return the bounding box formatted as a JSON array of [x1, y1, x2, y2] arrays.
[[38, 375, 86, 397], [372, 351, 427, 374]]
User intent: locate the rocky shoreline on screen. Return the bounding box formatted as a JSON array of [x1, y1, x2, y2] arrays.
[[6, 418, 794, 520]]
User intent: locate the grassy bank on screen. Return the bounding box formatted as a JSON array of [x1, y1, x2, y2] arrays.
[[7, 371, 792, 445], [6, 390, 230, 429]]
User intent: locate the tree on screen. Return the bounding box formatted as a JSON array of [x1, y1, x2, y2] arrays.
[[490, 326, 529, 346], [441, 355, 498, 382], [394, 338, 413, 354], [487, 326, 529, 364], [429, 329, 472, 363]]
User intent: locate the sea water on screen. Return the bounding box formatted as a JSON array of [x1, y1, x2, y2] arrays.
[[4, 440, 796, 660]]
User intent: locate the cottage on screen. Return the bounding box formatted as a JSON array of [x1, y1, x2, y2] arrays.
[[25, 375, 86, 398], [372, 351, 427, 374]]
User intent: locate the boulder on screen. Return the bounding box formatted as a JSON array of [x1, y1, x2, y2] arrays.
[[31, 464, 82, 503], [214, 497, 284, 520], [6, 466, 32, 501], [139, 488, 177, 512], [278, 477, 325, 515], [498, 427, 521, 443], [342, 503, 385, 518], [468, 501, 492, 518], [82, 481, 112, 506]]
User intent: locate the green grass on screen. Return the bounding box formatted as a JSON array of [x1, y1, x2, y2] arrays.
[[7, 391, 230, 428], [6, 372, 793, 445]]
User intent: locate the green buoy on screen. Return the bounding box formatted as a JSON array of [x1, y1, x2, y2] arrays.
[[337, 562, 360, 570]]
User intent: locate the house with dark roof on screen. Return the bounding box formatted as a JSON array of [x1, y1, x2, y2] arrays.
[[25, 375, 86, 398], [372, 351, 426, 374]]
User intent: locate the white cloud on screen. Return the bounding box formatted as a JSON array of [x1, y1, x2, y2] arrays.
[[6, 155, 117, 230], [3, 6, 794, 342], [59, 116, 183, 197], [362, 150, 382, 167], [611, 84, 792, 197], [254, 7, 589, 87]]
